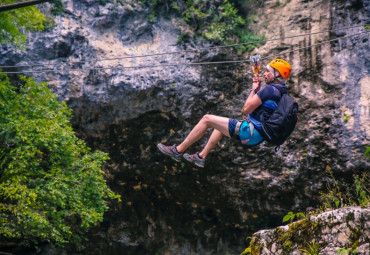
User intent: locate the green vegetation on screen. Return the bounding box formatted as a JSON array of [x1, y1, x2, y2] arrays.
[[0, 0, 63, 48], [344, 115, 350, 123], [125, 0, 265, 52], [319, 166, 369, 210], [241, 153, 369, 254], [50, 0, 64, 15], [240, 237, 252, 255], [43, 15, 57, 31], [0, 74, 120, 247], [363, 146, 370, 159], [241, 217, 324, 255], [282, 211, 305, 223], [300, 242, 320, 255], [337, 247, 357, 254], [0, 0, 46, 49]]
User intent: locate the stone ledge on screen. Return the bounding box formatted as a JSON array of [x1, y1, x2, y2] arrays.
[[247, 206, 369, 255]]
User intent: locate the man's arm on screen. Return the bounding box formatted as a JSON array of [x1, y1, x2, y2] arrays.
[[243, 92, 262, 115], [243, 77, 262, 115]]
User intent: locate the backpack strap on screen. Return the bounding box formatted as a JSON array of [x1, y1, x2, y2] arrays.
[[258, 85, 285, 125], [271, 84, 288, 97]]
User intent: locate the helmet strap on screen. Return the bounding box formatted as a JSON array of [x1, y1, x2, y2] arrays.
[[267, 64, 286, 83], [267, 64, 277, 78]]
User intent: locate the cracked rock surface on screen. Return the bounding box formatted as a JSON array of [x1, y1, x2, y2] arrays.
[[250, 207, 369, 255], [0, 0, 369, 254]]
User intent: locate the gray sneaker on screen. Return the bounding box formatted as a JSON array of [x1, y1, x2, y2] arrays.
[[183, 153, 205, 168], [157, 143, 183, 162]]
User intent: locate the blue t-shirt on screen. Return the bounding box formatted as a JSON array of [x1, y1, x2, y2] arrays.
[[248, 83, 287, 130]]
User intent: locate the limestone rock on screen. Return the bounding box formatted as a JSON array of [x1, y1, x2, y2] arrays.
[[0, 0, 369, 254], [248, 207, 370, 255]]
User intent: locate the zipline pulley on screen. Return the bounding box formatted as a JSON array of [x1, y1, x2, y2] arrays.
[[249, 55, 261, 76]]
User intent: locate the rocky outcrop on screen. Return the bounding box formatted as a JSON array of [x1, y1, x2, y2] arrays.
[[254, 0, 370, 165], [0, 0, 369, 254], [246, 207, 369, 255]]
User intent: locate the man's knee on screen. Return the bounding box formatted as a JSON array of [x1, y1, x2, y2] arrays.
[[201, 114, 216, 125], [201, 114, 211, 123]]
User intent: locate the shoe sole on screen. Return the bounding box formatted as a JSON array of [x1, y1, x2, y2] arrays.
[[157, 144, 182, 162], [195, 162, 204, 168], [183, 155, 204, 168]]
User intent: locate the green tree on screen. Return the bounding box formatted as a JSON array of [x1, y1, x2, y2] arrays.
[[203, 1, 245, 42], [134, 0, 264, 52], [0, 0, 46, 48], [0, 74, 120, 247]]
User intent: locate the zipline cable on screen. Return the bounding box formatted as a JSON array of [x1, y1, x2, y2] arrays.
[[67, 31, 370, 70], [0, 31, 368, 74], [261, 30, 369, 60], [0, 24, 367, 69], [63, 23, 367, 64]]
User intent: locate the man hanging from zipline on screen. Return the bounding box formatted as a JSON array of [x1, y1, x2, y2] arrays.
[[157, 58, 298, 168]]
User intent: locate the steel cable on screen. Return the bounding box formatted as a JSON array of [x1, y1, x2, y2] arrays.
[[0, 30, 368, 74], [0, 24, 367, 70]]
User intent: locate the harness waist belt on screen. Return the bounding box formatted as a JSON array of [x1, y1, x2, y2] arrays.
[[232, 120, 255, 140], [234, 121, 242, 138]]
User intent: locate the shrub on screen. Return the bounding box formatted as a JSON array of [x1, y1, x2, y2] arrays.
[[0, 2, 46, 49], [50, 0, 64, 15], [130, 0, 264, 52], [0, 75, 120, 247]]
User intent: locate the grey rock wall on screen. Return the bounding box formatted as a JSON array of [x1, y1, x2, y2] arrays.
[[248, 207, 369, 255], [0, 0, 369, 254]]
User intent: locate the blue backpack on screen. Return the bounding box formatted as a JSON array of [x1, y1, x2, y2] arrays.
[[259, 85, 299, 151]]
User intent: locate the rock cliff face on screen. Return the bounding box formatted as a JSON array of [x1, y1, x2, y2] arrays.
[[247, 207, 369, 255], [0, 0, 369, 254]]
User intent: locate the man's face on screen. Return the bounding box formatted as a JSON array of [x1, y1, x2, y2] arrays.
[[263, 69, 275, 84]]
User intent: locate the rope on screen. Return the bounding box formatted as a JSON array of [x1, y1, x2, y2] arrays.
[[0, 24, 367, 69], [0, 31, 368, 74]]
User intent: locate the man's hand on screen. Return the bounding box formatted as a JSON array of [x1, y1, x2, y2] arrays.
[[250, 62, 261, 91], [252, 76, 261, 91]]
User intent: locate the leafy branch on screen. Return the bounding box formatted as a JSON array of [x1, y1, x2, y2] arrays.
[[282, 211, 305, 224], [129, 0, 265, 52], [0, 75, 120, 247]]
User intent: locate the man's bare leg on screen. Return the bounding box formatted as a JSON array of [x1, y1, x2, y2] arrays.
[[199, 129, 223, 159], [176, 114, 230, 153]]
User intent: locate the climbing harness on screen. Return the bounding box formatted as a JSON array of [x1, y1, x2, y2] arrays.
[[232, 120, 255, 144]]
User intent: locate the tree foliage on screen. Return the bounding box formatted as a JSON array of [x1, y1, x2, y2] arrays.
[[0, 0, 47, 48], [131, 0, 265, 52], [0, 74, 120, 247]]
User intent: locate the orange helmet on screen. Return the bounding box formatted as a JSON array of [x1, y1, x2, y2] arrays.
[[268, 59, 292, 79]]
